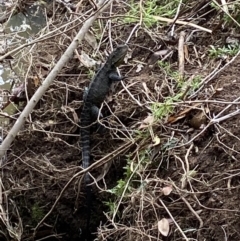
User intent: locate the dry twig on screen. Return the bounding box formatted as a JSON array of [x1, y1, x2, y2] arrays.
[[0, 0, 114, 160]]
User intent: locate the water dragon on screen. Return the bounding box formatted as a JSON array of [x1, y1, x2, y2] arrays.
[[80, 44, 128, 235]]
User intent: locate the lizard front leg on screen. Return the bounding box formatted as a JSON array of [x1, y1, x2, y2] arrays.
[[108, 70, 126, 81], [90, 105, 105, 133], [83, 87, 89, 102]]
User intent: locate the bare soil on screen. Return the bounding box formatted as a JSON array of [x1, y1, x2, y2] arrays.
[[1, 1, 240, 241]]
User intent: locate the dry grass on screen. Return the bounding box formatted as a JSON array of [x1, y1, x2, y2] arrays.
[[0, 0, 240, 241]]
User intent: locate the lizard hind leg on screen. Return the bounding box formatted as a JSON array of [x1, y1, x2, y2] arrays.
[[90, 105, 101, 120], [91, 105, 105, 134]]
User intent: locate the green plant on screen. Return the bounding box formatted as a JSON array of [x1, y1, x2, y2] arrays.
[[124, 0, 186, 27], [211, 0, 240, 25], [177, 75, 202, 94], [134, 129, 149, 139], [209, 44, 240, 58], [107, 178, 129, 196], [190, 75, 202, 91], [151, 72, 201, 120], [151, 96, 177, 120], [107, 151, 150, 199], [103, 200, 116, 216], [31, 203, 44, 223], [158, 60, 180, 80], [87, 69, 95, 79]]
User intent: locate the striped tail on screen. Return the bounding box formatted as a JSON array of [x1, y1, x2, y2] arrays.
[[81, 107, 92, 184], [80, 106, 92, 237]]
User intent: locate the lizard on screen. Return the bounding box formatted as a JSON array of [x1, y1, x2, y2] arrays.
[[80, 44, 128, 237]]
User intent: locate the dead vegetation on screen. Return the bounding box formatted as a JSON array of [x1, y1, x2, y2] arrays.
[[0, 0, 240, 241]]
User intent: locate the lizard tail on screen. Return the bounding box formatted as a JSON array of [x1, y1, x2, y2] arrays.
[[81, 128, 90, 168], [81, 120, 92, 239], [86, 184, 92, 238]]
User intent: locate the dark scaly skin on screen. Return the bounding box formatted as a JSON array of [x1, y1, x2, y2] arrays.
[[81, 44, 128, 181], [80, 45, 128, 237]]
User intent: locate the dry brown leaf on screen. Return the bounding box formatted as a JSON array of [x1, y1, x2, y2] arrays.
[[72, 109, 79, 124], [153, 135, 160, 146], [136, 63, 144, 73], [162, 185, 172, 196], [158, 218, 170, 236], [33, 76, 40, 87], [189, 110, 207, 129], [139, 115, 154, 129], [142, 82, 150, 95], [130, 161, 134, 172], [167, 103, 201, 124], [148, 49, 169, 65], [84, 32, 98, 49], [79, 51, 97, 68], [48, 120, 55, 125], [167, 114, 185, 123]]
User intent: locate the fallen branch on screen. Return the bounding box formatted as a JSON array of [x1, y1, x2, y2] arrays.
[[152, 16, 212, 33], [0, 0, 114, 161], [178, 31, 186, 79]]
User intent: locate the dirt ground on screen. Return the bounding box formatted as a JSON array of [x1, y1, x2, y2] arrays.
[[1, 1, 240, 241]]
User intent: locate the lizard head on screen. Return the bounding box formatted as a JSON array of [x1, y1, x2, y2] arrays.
[[109, 45, 128, 67]]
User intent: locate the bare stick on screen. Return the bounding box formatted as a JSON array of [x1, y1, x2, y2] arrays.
[[152, 16, 212, 33], [178, 31, 186, 79], [170, 0, 183, 36], [0, 0, 114, 160], [159, 199, 189, 240]]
